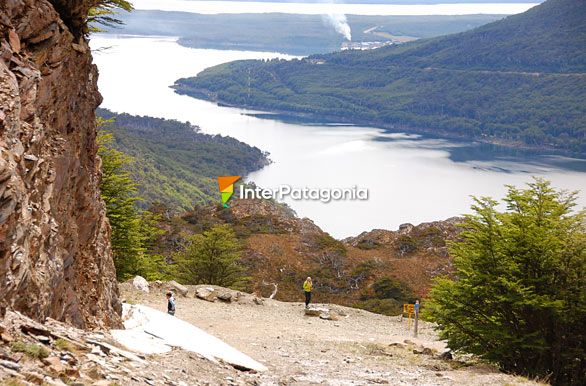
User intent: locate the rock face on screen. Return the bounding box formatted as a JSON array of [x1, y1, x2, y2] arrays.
[[0, 0, 121, 328], [344, 217, 463, 257]]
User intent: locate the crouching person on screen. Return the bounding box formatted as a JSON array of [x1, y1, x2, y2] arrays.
[[166, 291, 176, 316]]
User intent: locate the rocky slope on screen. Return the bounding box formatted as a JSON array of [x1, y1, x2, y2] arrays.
[[152, 199, 463, 314], [0, 0, 120, 328], [0, 307, 251, 385]]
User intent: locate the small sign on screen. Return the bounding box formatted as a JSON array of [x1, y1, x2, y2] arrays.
[[403, 304, 414, 314]]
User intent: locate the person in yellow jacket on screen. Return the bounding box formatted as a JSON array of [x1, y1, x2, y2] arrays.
[[303, 277, 313, 308]]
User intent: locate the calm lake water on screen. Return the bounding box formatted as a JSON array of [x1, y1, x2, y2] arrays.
[[131, 0, 539, 15], [91, 35, 586, 238]]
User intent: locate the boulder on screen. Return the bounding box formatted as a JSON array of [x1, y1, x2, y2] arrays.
[[195, 287, 217, 302], [304, 308, 322, 317], [0, 331, 14, 343], [217, 292, 232, 302], [304, 307, 335, 319], [43, 356, 65, 374], [319, 312, 340, 321], [253, 297, 264, 305], [168, 281, 189, 297], [413, 346, 434, 355], [132, 276, 149, 293], [437, 350, 453, 360], [0, 359, 21, 371]]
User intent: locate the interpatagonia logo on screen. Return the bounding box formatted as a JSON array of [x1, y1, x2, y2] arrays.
[[217, 176, 241, 208]]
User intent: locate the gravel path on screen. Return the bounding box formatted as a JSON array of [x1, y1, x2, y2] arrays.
[[121, 285, 544, 386]]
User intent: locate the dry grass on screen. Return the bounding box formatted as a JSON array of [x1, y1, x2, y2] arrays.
[[54, 338, 72, 351], [11, 341, 50, 359]]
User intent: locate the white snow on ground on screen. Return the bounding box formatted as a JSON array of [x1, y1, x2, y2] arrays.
[[110, 328, 172, 355], [111, 304, 268, 372]]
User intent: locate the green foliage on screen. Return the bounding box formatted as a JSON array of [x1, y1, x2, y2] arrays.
[[11, 341, 50, 359], [174, 225, 249, 289], [372, 277, 414, 300], [54, 338, 71, 351], [349, 260, 377, 284], [97, 127, 166, 281], [427, 179, 586, 385], [355, 276, 416, 315], [175, 0, 586, 155], [97, 109, 268, 211], [88, 0, 133, 33], [312, 233, 347, 255], [302, 234, 349, 293], [356, 239, 380, 250], [396, 235, 417, 255]]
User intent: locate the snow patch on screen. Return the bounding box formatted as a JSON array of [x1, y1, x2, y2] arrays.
[[111, 304, 267, 372]]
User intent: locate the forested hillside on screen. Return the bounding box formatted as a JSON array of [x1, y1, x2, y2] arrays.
[[97, 109, 269, 210], [174, 0, 586, 155]]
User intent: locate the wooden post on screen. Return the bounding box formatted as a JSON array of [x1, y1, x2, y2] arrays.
[[414, 309, 419, 337]]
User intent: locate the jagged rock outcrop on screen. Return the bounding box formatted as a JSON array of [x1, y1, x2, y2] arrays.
[[227, 198, 322, 235], [0, 0, 121, 328], [344, 217, 463, 257]]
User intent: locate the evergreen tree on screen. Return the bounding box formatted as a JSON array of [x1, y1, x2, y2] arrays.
[[88, 0, 133, 33], [97, 126, 165, 280], [174, 225, 248, 288], [427, 179, 585, 385]]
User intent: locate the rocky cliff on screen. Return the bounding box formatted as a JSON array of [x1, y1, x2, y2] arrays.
[[0, 0, 121, 328]]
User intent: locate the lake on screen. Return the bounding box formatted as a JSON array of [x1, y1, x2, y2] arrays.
[[131, 0, 539, 15], [91, 35, 586, 238]]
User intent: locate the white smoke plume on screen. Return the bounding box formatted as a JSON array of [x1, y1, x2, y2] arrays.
[[323, 13, 352, 41]]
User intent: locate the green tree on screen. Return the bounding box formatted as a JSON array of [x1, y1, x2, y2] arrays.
[[88, 0, 133, 33], [427, 179, 585, 385], [174, 225, 248, 288], [97, 127, 165, 280]]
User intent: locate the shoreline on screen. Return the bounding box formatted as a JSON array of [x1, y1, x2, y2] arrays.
[[174, 87, 584, 159]]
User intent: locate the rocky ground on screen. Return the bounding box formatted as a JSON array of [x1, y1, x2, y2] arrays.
[[116, 281, 544, 386], [0, 307, 256, 386], [0, 279, 546, 385]]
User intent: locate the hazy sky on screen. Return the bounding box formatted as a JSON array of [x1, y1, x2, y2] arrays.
[[131, 0, 540, 16]]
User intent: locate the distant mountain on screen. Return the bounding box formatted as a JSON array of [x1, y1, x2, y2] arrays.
[[97, 110, 269, 210], [174, 0, 586, 154], [341, 0, 585, 73], [111, 11, 505, 56]]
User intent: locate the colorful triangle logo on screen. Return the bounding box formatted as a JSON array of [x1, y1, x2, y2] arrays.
[[217, 176, 241, 208]]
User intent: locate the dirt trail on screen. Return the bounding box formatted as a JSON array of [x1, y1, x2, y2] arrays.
[[121, 284, 543, 386]]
